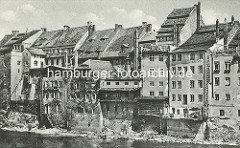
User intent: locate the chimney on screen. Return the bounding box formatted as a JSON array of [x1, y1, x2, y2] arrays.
[[134, 29, 139, 71], [196, 2, 201, 30], [114, 24, 122, 32], [224, 18, 228, 49], [12, 30, 19, 36], [41, 28, 47, 32], [87, 21, 95, 36], [215, 19, 220, 41], [231, 15, 235, 23], [142, 22, 147, 27], [173, 23, 179, 46], [64, 25, 70, 30], [147, 24, 152, 32]]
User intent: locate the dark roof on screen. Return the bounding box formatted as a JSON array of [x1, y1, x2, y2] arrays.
[[0, 30, 40, 52], [229, 28, 240, 46], [78, 28, 117, 59], [141, 43, 169, 53], [101, 26, 146, 58], [172, 23, 233, 53], [167, 7, 194, 19], [162, 17, 188, 27], [0, 34, 14, 47], [33, 26, 88, 48]]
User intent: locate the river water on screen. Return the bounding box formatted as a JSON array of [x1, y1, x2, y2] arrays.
[[0, 130, 239, 148]]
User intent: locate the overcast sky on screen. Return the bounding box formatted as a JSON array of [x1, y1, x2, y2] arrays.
[[0, 0, 239, 39]]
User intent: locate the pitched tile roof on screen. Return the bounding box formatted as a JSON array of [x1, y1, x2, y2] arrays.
[[141, 43, 169, 53], [139, 31, 157, 43], [167, 7, 194, 19], [0, 30, 40, 52], [28, 49, 46, 56], [33, 26, 88, 48], [161, 17, 188, 27], [172, 23, 233, 53], [101, 26, 146, 58], [78, 28, 117, 59], [78, 59, 115, 72], [0, 34, 14, 48]]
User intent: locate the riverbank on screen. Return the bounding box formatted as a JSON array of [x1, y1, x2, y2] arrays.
[[0, 127, 238, 146]]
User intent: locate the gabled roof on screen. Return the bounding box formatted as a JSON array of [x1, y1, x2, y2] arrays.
[[101, 26, 146, 58], [78, 59, 115, 72], [28, 49, 46, 56], [172, 23, 233, 53], [78, 28, 117, 59], [0, 34, 14, 48], [167, 7, 194, 19], [33, 26, 88, 48], [139, 31, 157, 43], [141, 43, 169, 53], [0, 30, 40, 52]]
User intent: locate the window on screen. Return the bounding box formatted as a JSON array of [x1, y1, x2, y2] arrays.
[[225, 61, 231, 72], [116, 92, 120, 97], [159, 81, 163, 87], [172, 108, 175, 114], [150, 54, 154, 61], [178, 94, 182, 101], [215, 77, 220, 86], [172, 81, 176, 89], [125, 82, 129, 85], [214, 61, 220, 72], [134, 82, 138, 85], [172, 54, 176, 61], [177, 54, 182, 61], [225, 77, 230, 86], [177, 109, 180, 115], [190, 53, 195, 60], [183, 95, 187, 105], [198, 94, 203, 102], [172, 94, 176, 101], [115, 105, 118, 112], [149, 69, 156, 77], [25, 61, 29, 66], [190, 94, 194, 102], [115, 82, 120, 85], [238, 110, 240, 117], [177, 81, 182, 89], [199, 52, 203, 59], [159, 91, 164, 96], [190, 80, 195, 88], [198, 66, 203, 74], [198, 80, 203, 88], [150, 91, 155, 96], [238, 77, 240, 86], [238, 61, 240, 71], [56, 59, 59, 65], [34, 61, 38, 66], [190, 66, 195, 74], [226, 94, 230, 100], [17, 61, 21, 65], [215, 94, 219, 101], [220, 110, 225, 116], [159, 55, 163, 61], [106, 82, 111, 85], [150, 81, 154, 87]]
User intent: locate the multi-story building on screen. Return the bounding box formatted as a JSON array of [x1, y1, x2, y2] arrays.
[[169, 19, 237, 120], [0, 30, 41, 104], [156, 2, 204, 47]]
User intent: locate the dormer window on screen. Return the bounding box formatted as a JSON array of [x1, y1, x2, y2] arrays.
[[88, 36, 96, 42]]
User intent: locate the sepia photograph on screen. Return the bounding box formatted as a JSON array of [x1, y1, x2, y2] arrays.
[[0, 0, 240, 147]]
